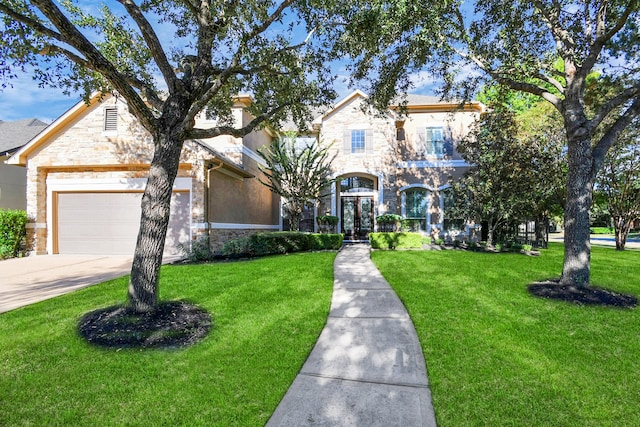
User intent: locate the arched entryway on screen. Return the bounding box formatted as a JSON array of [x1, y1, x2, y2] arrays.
[[338, 175, 377, 241]]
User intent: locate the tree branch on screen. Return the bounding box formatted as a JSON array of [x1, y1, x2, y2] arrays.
[[592, 96, 640, 175], [581, 0, 638, 79], [116, 0, 177, 91], [30, 0, 156, 131], [187, 104, 288, 140], [590, 84, 640, 131], [0, 4, 65, 43]]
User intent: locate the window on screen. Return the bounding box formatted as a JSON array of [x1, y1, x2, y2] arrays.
[[343, 128, 373, 155], [340, 176, 374, 193], [103, 107, 118, 132], [425, 127, 444, 156], [403, 188, 429, 232], [351, 129, 365, 154], [441, 188, 465, 232]]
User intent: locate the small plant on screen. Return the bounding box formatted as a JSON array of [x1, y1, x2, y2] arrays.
[[316, 215, 339, 233], [523, 244, 533, 252], [495, 243, 503, 252], [435, 238, 445, 246], [376, 214, 402, 232]]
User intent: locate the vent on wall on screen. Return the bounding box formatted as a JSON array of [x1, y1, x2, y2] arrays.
[[104, 107, 118, 132]]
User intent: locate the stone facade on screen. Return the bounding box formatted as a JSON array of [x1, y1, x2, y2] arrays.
[[311, 91, 484, 240], [9, 93, 280, 255]]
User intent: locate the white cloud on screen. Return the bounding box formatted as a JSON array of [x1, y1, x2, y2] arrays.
[[0, 76, 80, 123]]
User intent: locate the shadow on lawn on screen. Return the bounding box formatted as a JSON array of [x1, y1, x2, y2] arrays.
[[528, 279, 638, 308], [78, 301, 212, 349]]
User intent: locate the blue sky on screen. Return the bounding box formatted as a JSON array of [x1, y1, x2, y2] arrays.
[[0, 63, 438, 124], [0, 3, 442, 125]]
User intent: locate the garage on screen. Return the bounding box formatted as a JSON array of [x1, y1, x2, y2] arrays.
[[55, 191, 190, 255]]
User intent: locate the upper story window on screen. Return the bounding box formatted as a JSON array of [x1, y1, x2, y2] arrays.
[[343, 128, 373, 155], [417, 126, 453, 157], [351, 129, 366, 154], [425, 127, 444, 156], [103, 107, 118, 132]]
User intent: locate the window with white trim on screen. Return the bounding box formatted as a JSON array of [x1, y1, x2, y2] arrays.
[[343, 128, 373, 155], [351, 129, 365, 154], [103, 107, 118, 132], [402, 188, 429, 232], [425, 127, 444, 156]]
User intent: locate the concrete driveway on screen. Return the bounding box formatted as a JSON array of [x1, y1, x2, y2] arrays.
[[0, 255, 134, 314]]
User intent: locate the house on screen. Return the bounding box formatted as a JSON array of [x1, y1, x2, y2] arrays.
[[7, 93, 280, 256], [7, 90, 483, 256], [305, 90, 484, 241], [0, 119, 48, 210]]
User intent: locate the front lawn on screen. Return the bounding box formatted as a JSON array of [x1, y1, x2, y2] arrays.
[[372, 244, 640, 427], [0, 252, 335, 426]]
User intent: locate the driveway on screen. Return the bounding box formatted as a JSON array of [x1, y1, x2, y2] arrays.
[[0, 255, 135, 314]]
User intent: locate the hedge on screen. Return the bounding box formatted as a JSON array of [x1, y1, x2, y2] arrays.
[[0, 209, 29, 259], [369, 232, 423, 250], [221, 232, 344, 258]]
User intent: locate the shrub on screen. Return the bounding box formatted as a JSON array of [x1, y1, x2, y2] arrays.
[[435, 238, 445, 246], [308, 233, 344, 250], [221, 232, 343, 258], [0, 209, 29, 259], [179, 237, 216, 262], [369, 232, 422, 250], [221, 237, 252, 258], [249, 232, 311, 256], [522, 244, 533, 252], [376, 214, 402, 232]]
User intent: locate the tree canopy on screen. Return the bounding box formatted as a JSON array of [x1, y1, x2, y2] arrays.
[[338, 0, 640, 287], [0, 0, 340, 312]]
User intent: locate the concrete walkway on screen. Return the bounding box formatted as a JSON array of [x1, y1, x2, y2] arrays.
[[267, 244, 437, 426]]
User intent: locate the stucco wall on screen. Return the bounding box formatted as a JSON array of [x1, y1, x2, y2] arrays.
[[0, 156, 27, 210]]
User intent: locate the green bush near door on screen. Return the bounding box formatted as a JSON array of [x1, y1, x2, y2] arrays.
[[369, 232, 423, 250]]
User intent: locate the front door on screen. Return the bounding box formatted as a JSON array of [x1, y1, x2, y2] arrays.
[[341, 196, 374, 240]]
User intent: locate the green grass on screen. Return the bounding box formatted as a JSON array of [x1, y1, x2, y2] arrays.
[[372, 244, 640, 427], [0, 252, 335, 426], [590, 226, 614, 234]]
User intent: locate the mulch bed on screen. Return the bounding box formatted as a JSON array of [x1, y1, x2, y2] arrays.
[[528, 279, 638, 308], [78, 301, 212, 349]]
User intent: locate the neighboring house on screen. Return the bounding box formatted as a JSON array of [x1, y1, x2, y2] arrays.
[[307, 90, 484, 241], [7, 93, 279, 256], [0, 119, 48, 210]]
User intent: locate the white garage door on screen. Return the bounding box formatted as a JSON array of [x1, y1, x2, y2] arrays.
[[56, 191, 190, 255]]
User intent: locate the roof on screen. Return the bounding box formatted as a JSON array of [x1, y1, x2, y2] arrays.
[[0, 118, 48, 154]]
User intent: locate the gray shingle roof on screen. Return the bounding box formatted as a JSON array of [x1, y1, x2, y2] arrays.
[[0, 118, 49, 154]]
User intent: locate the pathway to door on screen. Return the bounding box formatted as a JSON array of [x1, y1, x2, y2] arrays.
[[266, 244, 436, 426]]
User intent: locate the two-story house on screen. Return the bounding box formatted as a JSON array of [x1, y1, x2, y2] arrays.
[[308, 90, 484, 241], [9, 90, 482, 257]]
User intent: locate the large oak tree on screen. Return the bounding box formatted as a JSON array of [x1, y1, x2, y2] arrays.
[[337, 0, 640, 287], [0, 0, 338, 312]]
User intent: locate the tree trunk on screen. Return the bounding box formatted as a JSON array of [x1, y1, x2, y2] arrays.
[[613, 215, 630, 251], [486, 217, 495, 247], [127, 130, 185, 313], [560, 127, 593, 287]]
